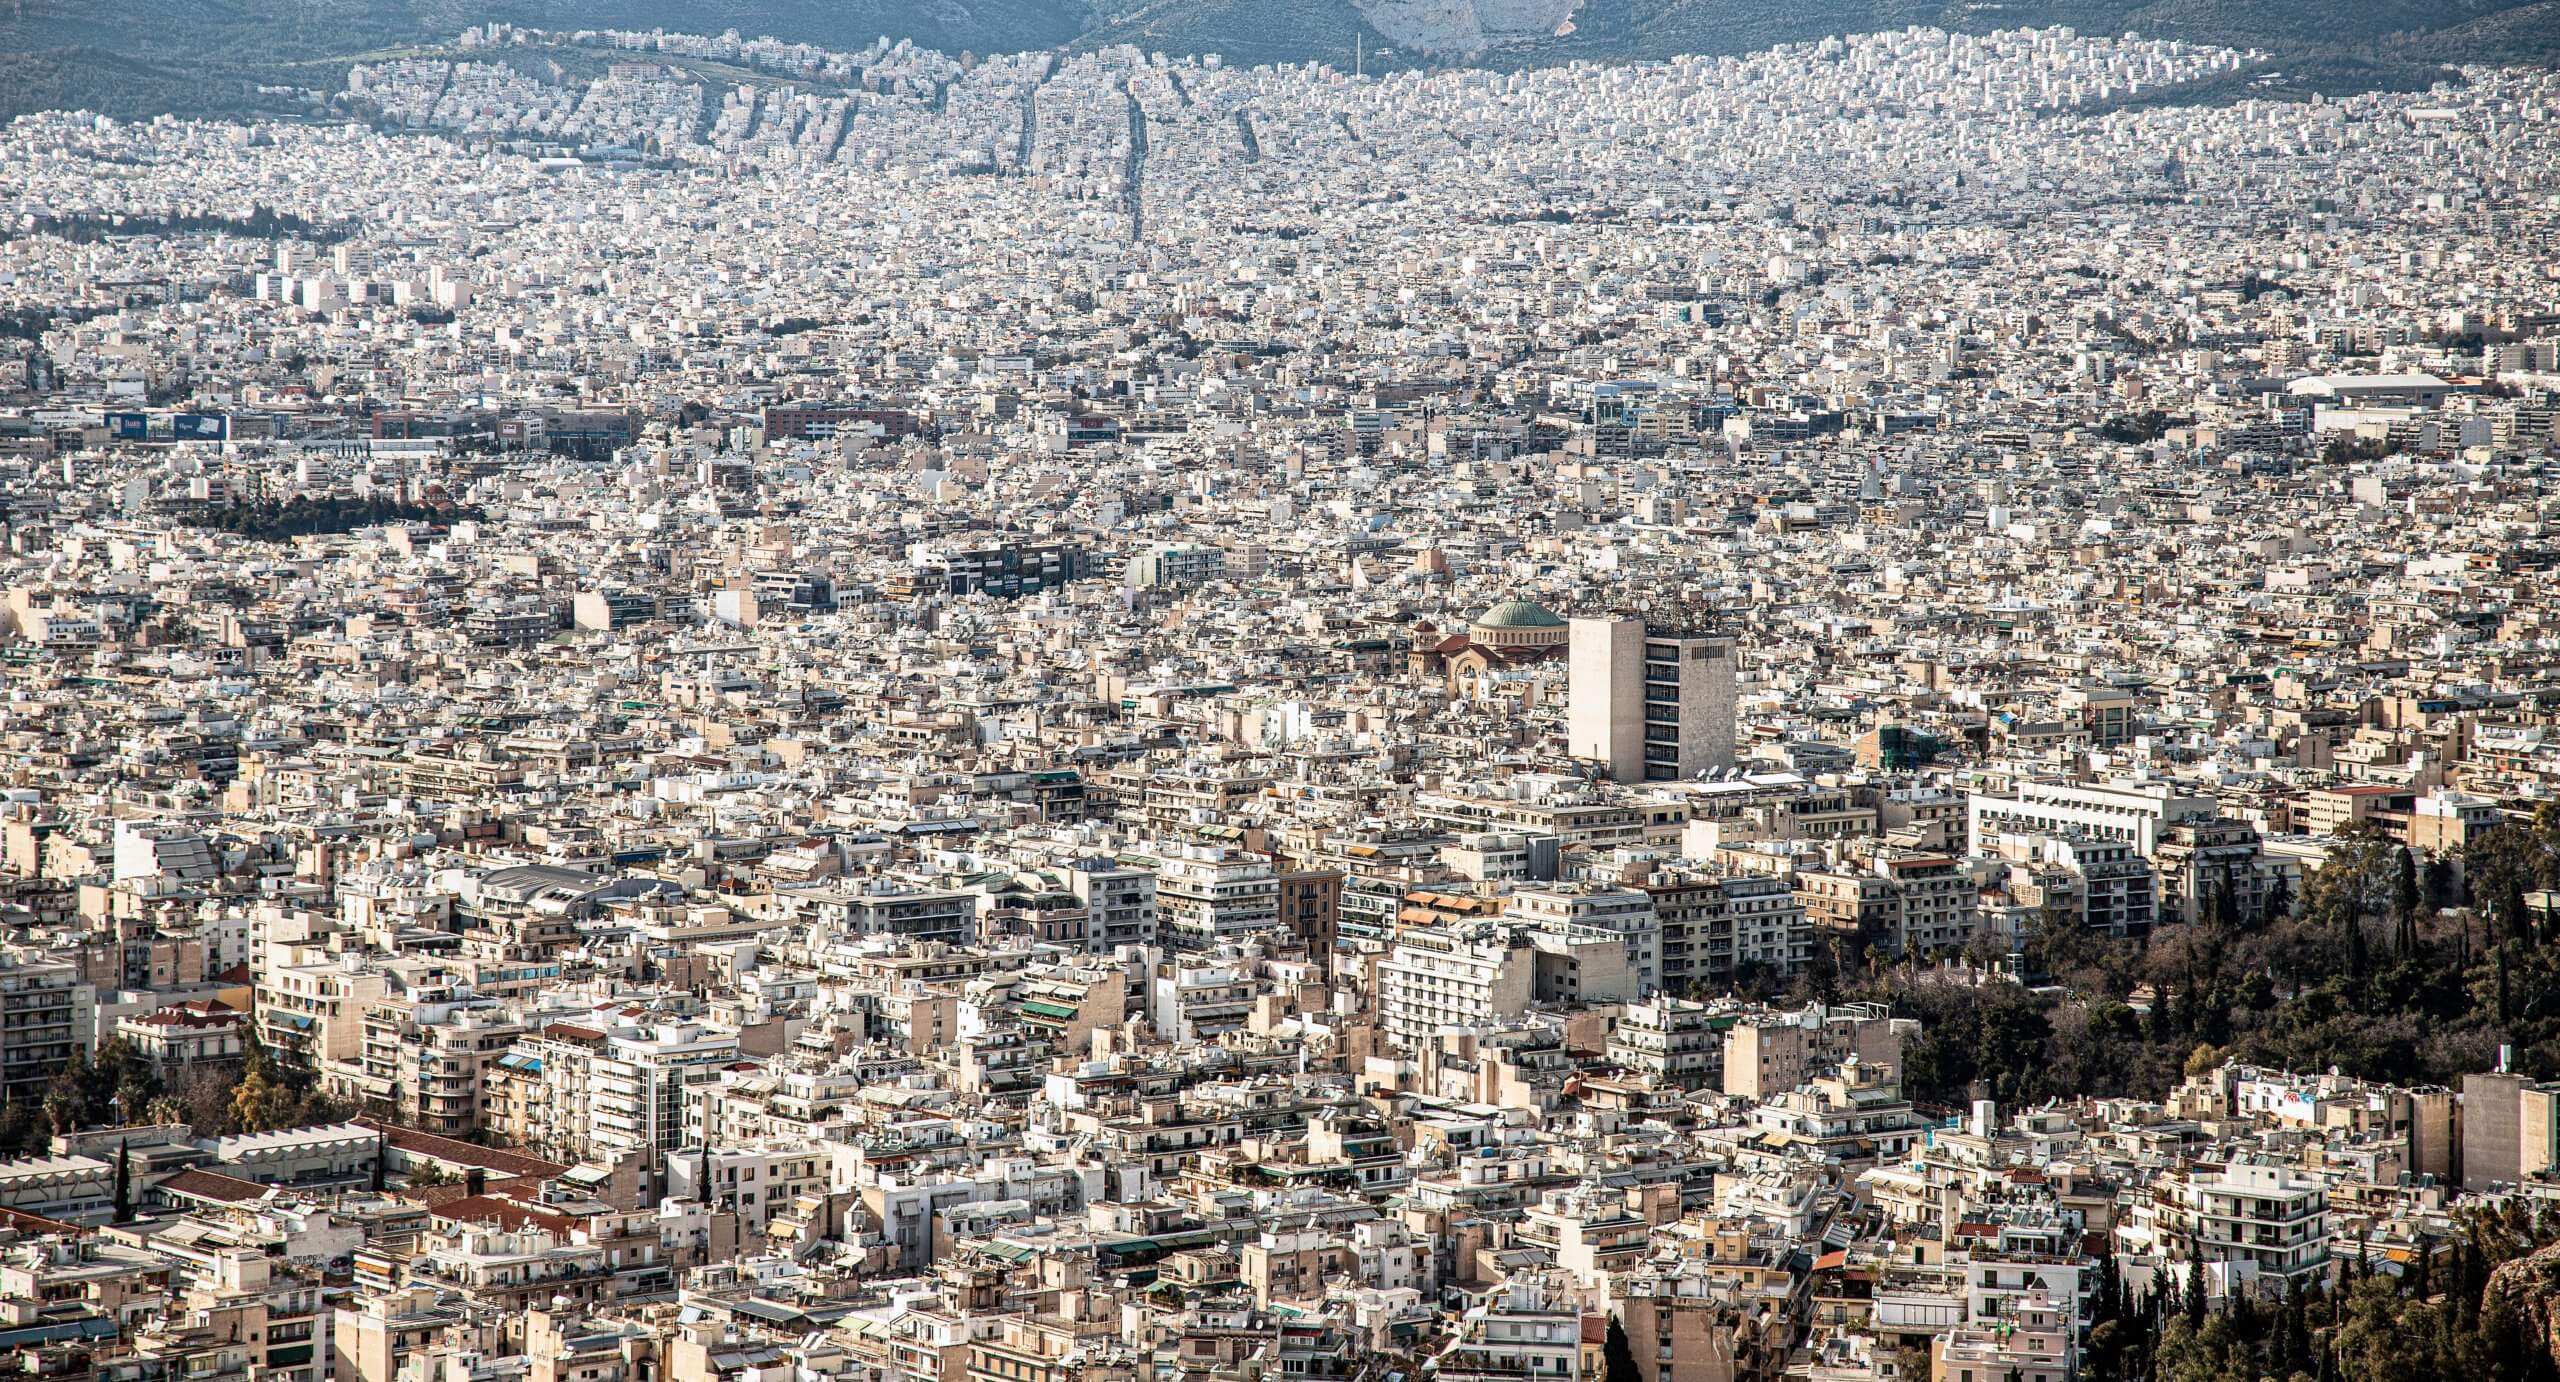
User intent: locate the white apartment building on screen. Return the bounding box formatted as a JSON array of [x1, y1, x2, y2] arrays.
[[589, 1022, 744, 1167], [2167, 1163, 2331, 1290], [1604, 994, 1723, 1089], [1149, 956, 1255, 1042], [489, 1016, 740, 1176], [1379, 923, 1538, 1052], [1065, 857, 1157, 952], [1436, 1273, 1584, 1382], [1378, 921, 1638, 1052], [665, 1143, 830, 1236], [1153, 846, 1280, 949], [778, 881, 978, 947], [1965, 777, 2216, 856], [1505, 886, 1661, 994]]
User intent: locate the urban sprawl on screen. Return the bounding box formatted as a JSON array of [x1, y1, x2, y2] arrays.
[[3, 18, 2560, 1382]]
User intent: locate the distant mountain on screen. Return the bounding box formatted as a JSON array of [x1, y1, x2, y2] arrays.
[[1080, 0, 2525, 68], [0, 1, 1096, 63], [0, 0, 2548, 122], [2390, 0, 2560, 67], [0, 0, 1100, 121]]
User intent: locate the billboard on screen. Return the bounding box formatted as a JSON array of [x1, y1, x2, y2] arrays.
[[172, 413, 229, 441], [106, 412, 149, 439]]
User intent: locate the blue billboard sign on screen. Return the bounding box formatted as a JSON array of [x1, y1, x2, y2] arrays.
[[106, 412, 149, 439], [172, 413, 229, 441]]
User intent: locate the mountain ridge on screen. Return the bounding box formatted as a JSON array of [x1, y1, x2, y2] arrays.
[[0, 0, 2551, 122]]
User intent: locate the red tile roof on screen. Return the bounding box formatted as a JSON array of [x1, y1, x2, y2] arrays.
[[356, 1118, 570, 1181]]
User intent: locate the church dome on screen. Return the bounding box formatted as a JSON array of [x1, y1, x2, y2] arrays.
[[1469, 599, 1570, 652], [1474, 599, 1565, 630]]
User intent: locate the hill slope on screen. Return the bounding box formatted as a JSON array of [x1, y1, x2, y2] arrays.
[[0, 0, 1097, 121], [0, 0, 2546, 122]]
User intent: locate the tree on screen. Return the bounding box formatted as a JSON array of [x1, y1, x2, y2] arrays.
[[43, 1048, 91, 1135], [2398, 847, 2424, 958], [2279, 1275, 2309, 1375], [112, 1139, 133, 1223], [371, 1133, 388, 1192], [0, 1094, 39, 1155], [1602, 1315, 1640, 1382], [2261, 871, 2293, 928], [231, 1066, 279, 1135], [2184, 1245, 2208, 1330]]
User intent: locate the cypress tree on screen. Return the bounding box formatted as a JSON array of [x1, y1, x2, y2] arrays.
[[2282, 1276, 2309, 1375], [111, 1139, 132, 1223], [2398, 846, 2423, 951], [2185, 1245, 2208, 1330], [1601, 1315, 1641, 1382]]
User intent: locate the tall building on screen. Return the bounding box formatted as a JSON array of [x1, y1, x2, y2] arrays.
[[1567, 615, 1736, 782], [0, 956, 89, 1103]]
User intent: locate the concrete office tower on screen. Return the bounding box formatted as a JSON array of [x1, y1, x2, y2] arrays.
[[1568, 616, 1736, 781]]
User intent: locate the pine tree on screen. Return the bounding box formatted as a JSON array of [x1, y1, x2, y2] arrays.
[[231, 1066, 278, 1135]]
